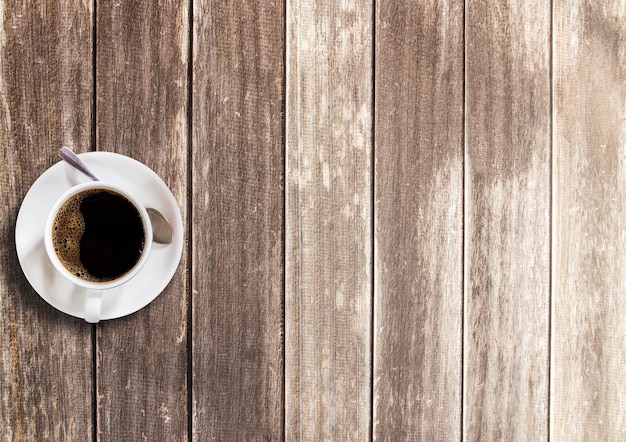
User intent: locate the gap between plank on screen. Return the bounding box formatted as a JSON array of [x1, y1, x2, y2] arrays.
[[370, 0, 376, 440], [461, 0, 467, 439], [186, 0, 194, 440], [281, 0, 288, 439], [547, 0, 554, 439]]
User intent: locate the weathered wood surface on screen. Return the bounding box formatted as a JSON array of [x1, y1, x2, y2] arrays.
[[94, 1, 189, 439], [192, 0, 284, 439], [464, 0, 551, 439], [1, 0, 626, 440], [374, 1, 463, 439], [285, 0, 373, 439], [0, 1, 94, 440], [552, 1, 626, 439]]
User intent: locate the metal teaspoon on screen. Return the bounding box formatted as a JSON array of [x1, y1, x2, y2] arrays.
[[58, 146, 174, 244]]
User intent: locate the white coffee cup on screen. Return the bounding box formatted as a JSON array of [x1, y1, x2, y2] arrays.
[[44, 181, 153, 323]]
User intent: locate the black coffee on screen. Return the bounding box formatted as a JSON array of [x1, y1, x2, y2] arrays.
[[52, 188, 145, 282]]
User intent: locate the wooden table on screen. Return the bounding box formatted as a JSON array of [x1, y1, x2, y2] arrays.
[[1, 1, 624, 440]]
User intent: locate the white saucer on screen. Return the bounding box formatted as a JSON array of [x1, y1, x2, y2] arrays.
[[15, 152, 184, 321]]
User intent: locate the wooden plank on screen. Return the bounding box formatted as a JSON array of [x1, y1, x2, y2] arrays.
[[191, 0, 284, 439], [95, 1, 188, 439], [373, 1, 464, 439], [464, 1, 551, 439], [552, 1, 626, 439], [0, 0, 94, 440], [285, 1, 372, 439]]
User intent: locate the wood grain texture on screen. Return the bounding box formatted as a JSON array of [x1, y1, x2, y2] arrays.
[[373, 1, 464, 439], [464, 0, 551, 439], [4, 2, 626, 440], [552, 1, 626, 439], [192, 0, 284, 439], [0, 0, 94, 440], [285, 1, 372, 439], [95, 1, 189, 439]]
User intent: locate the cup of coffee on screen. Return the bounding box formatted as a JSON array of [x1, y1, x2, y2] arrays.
[[44, 181, 153, 323]]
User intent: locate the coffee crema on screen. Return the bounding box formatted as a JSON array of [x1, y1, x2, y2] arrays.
[[52, 188, 145, 282]]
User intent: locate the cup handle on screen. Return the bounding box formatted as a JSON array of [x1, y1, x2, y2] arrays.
[[84, 290, 103, 323]]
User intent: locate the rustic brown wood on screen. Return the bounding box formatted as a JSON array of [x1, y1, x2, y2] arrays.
[[285, 1, 373, 439], [373, 1, 464, 439], [0, 0, 94, 440], [191, 0, 284, 439], [552, 1, 626, 438], [95, 1, 189, 439], [464, 0, 551, 439], [5, 2, 626, 440]]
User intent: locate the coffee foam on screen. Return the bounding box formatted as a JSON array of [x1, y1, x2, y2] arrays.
[[52, 189, 102, 282]]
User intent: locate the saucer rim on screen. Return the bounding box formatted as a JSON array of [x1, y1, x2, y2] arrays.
[[15, 151, 183, 320]]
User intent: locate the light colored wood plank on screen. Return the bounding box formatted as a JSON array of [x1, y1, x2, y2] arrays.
[[95, 1, 189, 439], [552, 1, 626, 439], [285, 1, 372, 439], [192, 0, 284, 439], [464, 0, 551, 439], [373, 1, 464, 439], [0, 0, 94, 439]]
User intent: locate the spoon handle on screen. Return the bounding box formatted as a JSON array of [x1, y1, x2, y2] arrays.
[[58, 146, 100, 181]]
